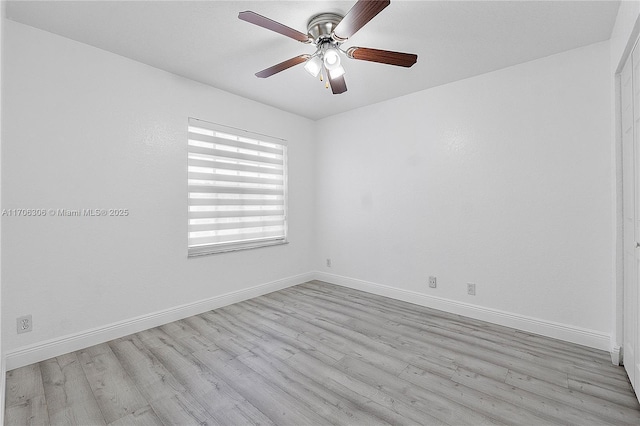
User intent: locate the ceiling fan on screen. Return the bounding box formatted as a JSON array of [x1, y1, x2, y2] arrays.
[[238, 0, 418, 94]]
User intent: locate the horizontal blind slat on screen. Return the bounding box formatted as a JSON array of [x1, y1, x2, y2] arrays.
[[188, 152, 284, 170], [190, 224, 285, 239], [188, 158, 284, 175], [188, 184, 283, 196], [188, 198, 283, 207], [188, 132, 283, 155], [189, 218, 284, 232], [188, 210, 285, 219], [188, 145, 283, 166], [188, 171, 283, 185]]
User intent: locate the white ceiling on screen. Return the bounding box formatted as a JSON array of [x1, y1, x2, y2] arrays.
[[6, 0, 620, 120]]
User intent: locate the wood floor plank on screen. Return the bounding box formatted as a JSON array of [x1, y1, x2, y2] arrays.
[[159, 320, 203, 341], [222, 303, 343, 365], [5, 363, 46, 408], [279, 288, 537, 386], [208, 401, 277, 426], [191, 311, 267, 358], [40, 353, 105, 426], [238, 299, 346, 363], [76, 343, 149, 424], [148, 390, 222, 426], [568, 376, 640, 409], [143, 337, 276, 425], [273, 292, 456, 377], [335, 354, 503, 425], [193, 346, 330, 425], [238, 346, 392, 425], [214, 308, 293, 354], [260, 293, 411, 375], [136, 327, 193, 356], [5, 361, 49, 425], [108, 335, 186, 403], [396, 362, 555, 425], [5, 395, 49, 426], [505, 369, 640, 424], [277, 290, 493, 379], [288, 284, 570, 387], [296, 284, 509, 342], [5, 281, 640, 426], [156, 320, 218, 354], [242, 297, 459, 379], [302, 281, 614, 371], [144, 342, 237, 410], [567, 364, 635, 394], [451, 367, 609, 425], [282, 350, 445, 426], [107, 405, 163, 426]]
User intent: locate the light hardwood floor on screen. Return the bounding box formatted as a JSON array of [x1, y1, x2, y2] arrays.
[[5, 280, 640, 425]]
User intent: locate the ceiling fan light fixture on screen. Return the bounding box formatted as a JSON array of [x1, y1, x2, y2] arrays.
[[329, 65, 345, 79], [304, 55, 323, 77], [323, 47, 341, 70]]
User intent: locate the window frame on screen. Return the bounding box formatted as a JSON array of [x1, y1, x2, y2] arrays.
[[187, 118, 288, 257]]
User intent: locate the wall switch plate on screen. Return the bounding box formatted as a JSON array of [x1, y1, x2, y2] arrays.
[[428, 276, 437, 288], [467, 283, 476, 296], [17, 315, 32, 334]]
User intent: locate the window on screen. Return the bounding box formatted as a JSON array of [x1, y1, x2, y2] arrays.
[[188, 118, 287, 256]]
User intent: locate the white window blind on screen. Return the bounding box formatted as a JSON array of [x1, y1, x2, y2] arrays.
[[188, 118, 288, 256]]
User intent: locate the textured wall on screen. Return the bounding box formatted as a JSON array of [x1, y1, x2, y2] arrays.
[[2, 21, 316, 353], [315, 41, 613, 334]]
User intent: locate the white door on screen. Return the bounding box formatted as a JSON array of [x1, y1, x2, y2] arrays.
[[622, 39, 640, 395]]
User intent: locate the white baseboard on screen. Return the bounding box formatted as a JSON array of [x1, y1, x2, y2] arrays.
[[5, 272, 313, 371], [611, 345, 623, 365], [313, 271, 612, 352], [4, 270, 616, 371]]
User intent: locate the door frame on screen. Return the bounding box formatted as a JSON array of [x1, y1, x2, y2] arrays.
[[614, 11, 640, 363]]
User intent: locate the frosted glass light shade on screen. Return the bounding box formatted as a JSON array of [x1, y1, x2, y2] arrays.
[[329, 65, 345, 79], [304, 56, 323, 77], [323, 48, 341, 70]]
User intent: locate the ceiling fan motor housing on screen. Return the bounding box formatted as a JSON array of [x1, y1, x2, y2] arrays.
[[307, 13, 344, 44]]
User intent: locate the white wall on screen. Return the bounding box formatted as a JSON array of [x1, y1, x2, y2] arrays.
[[315, 41, 613, 348], [1, 20, 316, 365]]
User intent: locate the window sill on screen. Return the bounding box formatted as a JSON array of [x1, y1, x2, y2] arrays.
[[188, 240, 289, 257]]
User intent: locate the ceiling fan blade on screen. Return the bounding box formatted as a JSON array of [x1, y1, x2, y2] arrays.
[[255, 55, 310, 78], [332, 0, 390, 41], [347, 47, 417, 67], [329, 74, 348, 94], [239, 11, 311, 43]]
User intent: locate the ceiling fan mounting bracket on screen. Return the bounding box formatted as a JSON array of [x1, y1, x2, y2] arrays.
[[307, 13, 344, 44]]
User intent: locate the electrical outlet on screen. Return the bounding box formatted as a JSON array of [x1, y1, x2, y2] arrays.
[[17, 315, 32, 334], [428, 276, 437, 288], [326, 258, 332, 267], [467, 283, 476, 296]]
